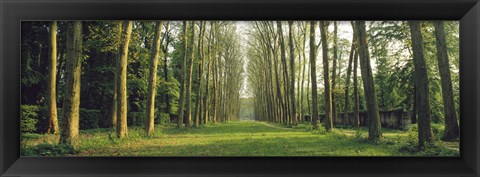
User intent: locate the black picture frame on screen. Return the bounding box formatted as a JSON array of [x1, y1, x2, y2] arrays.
[[1, 0, 479, 176]]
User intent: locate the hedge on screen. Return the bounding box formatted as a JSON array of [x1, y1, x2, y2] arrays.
[[21, 105, 171, 133], [20, 105, 102, 133]]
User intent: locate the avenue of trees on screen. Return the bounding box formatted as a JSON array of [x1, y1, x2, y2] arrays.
[[21, 21, 244, 148], [246, 21, 459, 148], [21, 20, 459, 151]]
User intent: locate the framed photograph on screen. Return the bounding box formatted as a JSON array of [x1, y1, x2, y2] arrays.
[[1, 0, 479, 176]]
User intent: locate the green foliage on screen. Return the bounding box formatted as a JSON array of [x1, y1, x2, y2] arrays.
[[128, 112, 146, 126], [20, 105, 40, 133], [156, 112, 170, 125], [21, 143, 77, 156], [22, 105, 102, 132], [79, 109, 101, 130]]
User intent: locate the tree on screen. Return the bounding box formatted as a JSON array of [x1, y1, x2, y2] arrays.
[[59, 21, 82, 147], [288, 21, 297, 125], [331, 21, 339, 126], [116, 21, 133, 138], [177, 21, 188, 128], [185, 21, 195, 127], [353, 43, 360, 128], [309, 21, 320, 130], [47, 21, 59, 134], [433, 21, 460, 141], [194, 21, 206, 127], [145, 21, 163, 135], [354, 21, 382, 140], [319, 21, 333, 131], [343, 24, 356, 126], [409, 21, 433, 148], [161, 22, 173, 118], [110, 22, 123, 128]]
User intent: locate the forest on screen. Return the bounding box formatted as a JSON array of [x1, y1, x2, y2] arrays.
[[21, 21, 459, 156]]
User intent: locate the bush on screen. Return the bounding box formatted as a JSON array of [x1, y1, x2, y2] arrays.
[[156, 112, 170, 125], [21, 105, 102, 132], [79, 109, 101, 130], [20, 105, 40, 133], [431, 124, 444, 141], [128, 112, 146, 126], [312, 122, 327, 135], [21, 143, 77, 156]]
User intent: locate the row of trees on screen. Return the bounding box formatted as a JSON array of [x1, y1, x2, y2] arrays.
[[247, 21, 459, 148], [22, 21, 244, 147]]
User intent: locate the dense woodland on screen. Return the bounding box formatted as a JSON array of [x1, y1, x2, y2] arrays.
[[21, 21, 459, 156]]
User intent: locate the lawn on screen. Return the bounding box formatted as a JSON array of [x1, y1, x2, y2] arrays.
[[21, 121, 459, 156]]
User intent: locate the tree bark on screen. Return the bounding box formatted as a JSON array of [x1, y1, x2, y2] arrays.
[[331, 21, 338, 127], [194, 21, 206, 127], [409, 21, 433, 148], [185, 21, 195, 127], [110, 22, 122, 128], [309, 21, 319, 130], [116, 21, 133, 138], [47, 21, 59, 134], [59, 21, 82, 147], [288, 21, 297, 125], [145, 21, 163, 135], [433, 21, 460, 141], [353, 46, 360, 128], [355, 21, 382, 140], [319, 21, 333, 131], [177, 21, 188, 128]]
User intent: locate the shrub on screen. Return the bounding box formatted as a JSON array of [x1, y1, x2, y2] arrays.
[[20, 105, 40, 133], [21, 105, 102, 132], [156, 112, 170, 125], [128, 112, 146, 126], [312, 122, 327, 135], [21, 143, 77, 156], [431, 124, 444, 141], [79, 109, 101, 130]]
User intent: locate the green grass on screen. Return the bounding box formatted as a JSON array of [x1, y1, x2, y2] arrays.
[[21, 121, 459, 156]]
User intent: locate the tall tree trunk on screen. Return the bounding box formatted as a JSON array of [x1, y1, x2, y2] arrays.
[[343, 27, 356, 126], [409, 21, 433, 148], [288, 21, 297, 125], [204, 22, 214, 124], [319, 21, 333, 131], [110, 22, 122, 128], [277, 21, 290, 125], [433, 21, 460, 141], [331, 22, 338, 126], [145, 21, 163, 135], [355, 21, 382, 140], [353, 46, 360, 128], [300, 22, 308, 123], [185, 21, 195, 127], [412, 84, 417, 124], [116, 21, 133, 138], [309, 21, 319, 130], [162, 22, 171, 119], [212, 33, 218, 124], [59, 21, 82, 147], [47, 21, 59, 134], [177, 21, 189, 128], [194, 21, 205, 127]]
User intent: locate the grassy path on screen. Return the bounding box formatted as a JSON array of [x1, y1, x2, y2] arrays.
[[21, 121, 458, 156]]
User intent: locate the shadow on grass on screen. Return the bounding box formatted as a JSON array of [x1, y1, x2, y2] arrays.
[[83, 132, 398, 156], [162, 121, 293, 135]]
